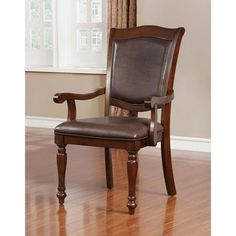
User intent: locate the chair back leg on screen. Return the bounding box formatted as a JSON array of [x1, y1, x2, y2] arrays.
[[57, 144, 67, 204], [161, 103, 176, 196], [161, 137, 176, 195], [127, 151, 138, 214], [105, 148, 113, 189]]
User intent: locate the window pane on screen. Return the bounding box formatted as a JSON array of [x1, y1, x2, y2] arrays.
[[77, 0, 87, 23], [26, 0, 107, 68], [77, 29, 89, 50], [91, 29, 102, 51], [44, 28, 53, 49], [31, 28, 40, 49], [91, 0, 102, 23], [43, 0, 52, 22], [30, 0, 40, 22]]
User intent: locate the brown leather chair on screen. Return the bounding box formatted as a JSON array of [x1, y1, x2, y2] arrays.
[[53, 25, 185, 214]]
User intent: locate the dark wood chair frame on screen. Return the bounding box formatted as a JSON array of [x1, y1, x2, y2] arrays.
[[53, 26, 185, 214]]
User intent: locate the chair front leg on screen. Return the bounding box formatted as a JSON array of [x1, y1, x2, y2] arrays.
[[57, 145, 67, 204], [127, 151, 138, 215]]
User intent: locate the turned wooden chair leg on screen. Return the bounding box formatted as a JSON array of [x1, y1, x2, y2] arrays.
[[105, 148, 113, 189], [161, 135, 176, 196], [127, 151, 138, 215], [57, 145, 67, 204]]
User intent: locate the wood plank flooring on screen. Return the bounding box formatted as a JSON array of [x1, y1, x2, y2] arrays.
[[26, 127, 210, 236]]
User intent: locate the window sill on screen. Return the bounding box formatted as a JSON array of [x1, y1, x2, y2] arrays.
[[25, 66, 107, 75]]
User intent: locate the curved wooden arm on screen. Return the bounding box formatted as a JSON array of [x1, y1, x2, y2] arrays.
[[145, 90, 174, 145], [144, 90, 174, 109], [53, 87, 105, 120], [53, 87, 106, 103]]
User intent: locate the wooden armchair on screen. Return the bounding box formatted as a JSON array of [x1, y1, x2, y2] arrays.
[[53, 25, 185, 214]]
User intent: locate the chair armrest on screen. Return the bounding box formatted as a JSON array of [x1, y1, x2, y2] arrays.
[[144, 90, 174, 109], [53, 87, 105, 120], [145, 91, 174, 146], [53, 87, 106, 103]]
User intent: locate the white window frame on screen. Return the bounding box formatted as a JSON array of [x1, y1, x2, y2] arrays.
[[25, 0, 107, 74]]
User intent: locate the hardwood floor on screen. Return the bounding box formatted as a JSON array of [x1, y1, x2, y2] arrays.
[[26, 127, 210, 236]]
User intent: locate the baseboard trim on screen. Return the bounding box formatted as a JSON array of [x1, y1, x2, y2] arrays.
[[25, 116, 66, 129], [25, 116, 211, 153], [163, 136, 210, 153], [139, 136, 211, 155]]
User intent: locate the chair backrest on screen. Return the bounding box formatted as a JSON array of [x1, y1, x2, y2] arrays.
[[105, 25, 185, 114]]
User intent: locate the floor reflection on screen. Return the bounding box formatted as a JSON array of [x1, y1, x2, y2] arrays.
[[162, 197, 177, 236], [56, 195, 176, 236], [57, 205, 67, 236]]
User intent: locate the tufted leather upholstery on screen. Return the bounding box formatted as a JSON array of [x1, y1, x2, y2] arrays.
[[55, 117, 163, 141]]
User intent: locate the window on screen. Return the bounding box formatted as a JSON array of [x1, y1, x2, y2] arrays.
[[44, 28, 53, 49], [43, 0, 52, 22], [30, 0, 40, 22], [91, 0, 102, 23], [25, 0, 107, 70], [77, 29, 89, 50], [26, 0, 53, 66], [91, 29, 102, 50], [30, 28, 40, 49]]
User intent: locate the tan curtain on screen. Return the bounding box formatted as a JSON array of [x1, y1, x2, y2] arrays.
[[108, 0, 137, 117], [108, 0, 137, 29]]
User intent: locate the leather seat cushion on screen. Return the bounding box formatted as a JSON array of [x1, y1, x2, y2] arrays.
[[55, 117, 163, 141]]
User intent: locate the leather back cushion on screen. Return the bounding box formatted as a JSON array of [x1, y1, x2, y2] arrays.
[[110, 37, 172, 104]]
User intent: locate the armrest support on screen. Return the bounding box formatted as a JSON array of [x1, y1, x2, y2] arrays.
[[144, 90, 174, 109], [145, 90, 174, 145], [53, 87, 106, 103], [53, 87, 105, 120], [149, 103, 158, 146]]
